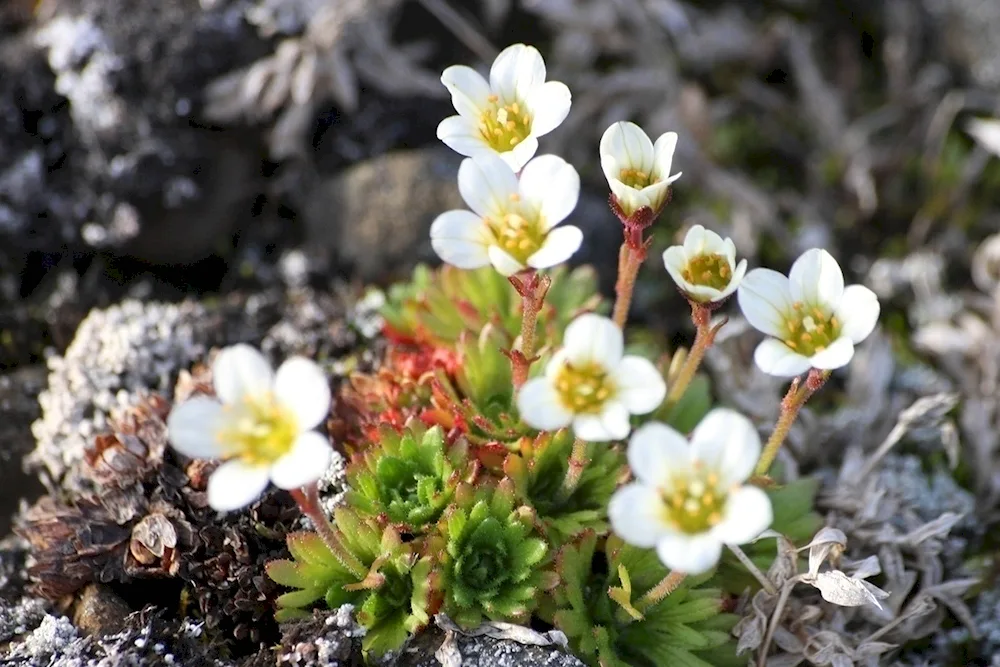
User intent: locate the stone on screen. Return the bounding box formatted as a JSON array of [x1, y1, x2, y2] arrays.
[[71, 584, 130, 637]]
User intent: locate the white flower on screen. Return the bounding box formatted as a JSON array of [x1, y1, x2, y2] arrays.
[[166, 344, 333, 512], [737, 248, 880, 377], [430, 153, 582, 276], [608, 409, 772, 575], [600, 121, 682, 219], [663, 225, 747, 303], [437, 43, 571, 171], [516, 313, 665, 441]]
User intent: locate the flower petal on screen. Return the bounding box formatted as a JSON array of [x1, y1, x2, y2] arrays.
[[690, 408, 761, 486], [269, 431, 333, 490], [753, 338, 812, 377], [518, 155, 579, 228], [652, 131, 679, 182], [712, 486, 773, 545], [718, 259, 748, 300], [437, 115, 491, 159], [274, 357, 331, 431], [789, 248, 844, 308], [489, 43, 545, 103], [213, 344, 274, 404], [808, 336, 855, 370], [487, 245, 526, 276], [573, 400, 630, 442], [655, 532, 723, 575], [517, 378, 573, 430], [600, 121, 654, 175], [836, 284, 880, 343], [504, 136, 539, 171], [458, 154, 519, 219], [526, 81, 571, 136], [527, 225, 583, 269], [612, 356, 666, 415], [207, 460, 271, 512], [167, 396, 226, 459], [609, 483, 671, 548], [663, 246, 693, 292], [430, 210, 491, 269], [441, 65, 492, 118], [627, 421, 691, 488], [638, 180, 671, 213], [738, 268, 794, 338], [561, 313, 624, 368]]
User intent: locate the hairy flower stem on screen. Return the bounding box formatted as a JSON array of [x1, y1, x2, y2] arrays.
[[662, 303, 727, 410], [509, 271, 551, 388], [290, 484, 366, 578], [558, 437, 589, 499], [612, 242, 645, 328], [754, 369, 831, 476], [635, 570, 686, 612]]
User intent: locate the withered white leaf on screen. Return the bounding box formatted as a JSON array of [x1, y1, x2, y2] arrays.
[[804, 527, 847, 576], [809, 570, 890, 609]]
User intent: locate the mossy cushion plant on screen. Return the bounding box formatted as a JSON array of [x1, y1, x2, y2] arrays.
[[160, 40, 884, 666]]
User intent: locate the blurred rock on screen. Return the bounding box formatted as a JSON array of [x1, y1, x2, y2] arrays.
[[71, 584, 129, 636]]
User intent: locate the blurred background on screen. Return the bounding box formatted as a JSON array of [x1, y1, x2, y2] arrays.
[[2, 0, 1000, 663]]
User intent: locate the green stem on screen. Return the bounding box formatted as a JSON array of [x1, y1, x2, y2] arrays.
[[558, 437, 589, 499], [290, 484, 366, 578], [635, 571, 686, 612], [754, 369, 830, 476], [662, 303, 725, 410]]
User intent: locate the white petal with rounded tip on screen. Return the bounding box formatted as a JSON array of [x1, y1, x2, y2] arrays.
[[638, 180, 671, 212], [609, 180, 645, 216], [527, 225, 582, 269], [682, 225, 708, 256], [722, 237, 737, 266], [274, 357, 331, 431], [753, 339, 812, 377], [609, 484, 670, 548], [458, 154, 518, 219], [652, 131, 679, 181], [207, 460, 271, 512], [721, 259, 748, 299], [612, 356, 666, 415], [437, 115, 491, 159], [562, 313, 624, 368], [690, 408, 761, 486], [738, 269, 794, 338], [808, 337, 855, 370], [600, 121, 654, 174], [270, 431, 332, 490], [487, 245, 525, 276], [213, 344, 274, 404], [501, 136, 539, 171], [684, 284, 725, 303], [627, 421, 691, 487], [490, 44, 545, 103], [518, 155, 579, 228], [573, 400, 631, 442], [441, 65, 491, 118], [544, 348, 571, 380], [712, 486, 773, 545], [655, 532, 723, 575], [789, 248, 844, 307], [430, 210, 491, 269], [167, 396, 226, 459], [517, 378, 573, 430], [836, 284, 880, 343], [526, 81, 571, 136]]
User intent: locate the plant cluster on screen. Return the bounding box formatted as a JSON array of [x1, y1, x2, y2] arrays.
[[161, 43, 885, 665]]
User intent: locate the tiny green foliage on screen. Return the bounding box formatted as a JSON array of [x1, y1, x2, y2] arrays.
[[550, 532, 741, 667], [346, 423, 474, 532], [381, 263, 605, 347], [432, 479, 557, 628], [712, 476, 823, 594], [504, 429, 625, 544], [266, 508, 433, 657]]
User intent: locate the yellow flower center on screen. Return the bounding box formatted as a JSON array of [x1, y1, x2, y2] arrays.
[[618, 167, 658, 190], [215, 393, 298, 466], [485, 195, 545, 264], [681, 253, 732, 291], [479, 95, 533, 152], [662, 470, 728, 534], [553, 361, 616, 414], [781, 302, 841, 356]]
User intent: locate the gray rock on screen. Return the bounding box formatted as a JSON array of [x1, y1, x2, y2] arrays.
[[396, 623, 586, 667], [302, 148, 464, 282]]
